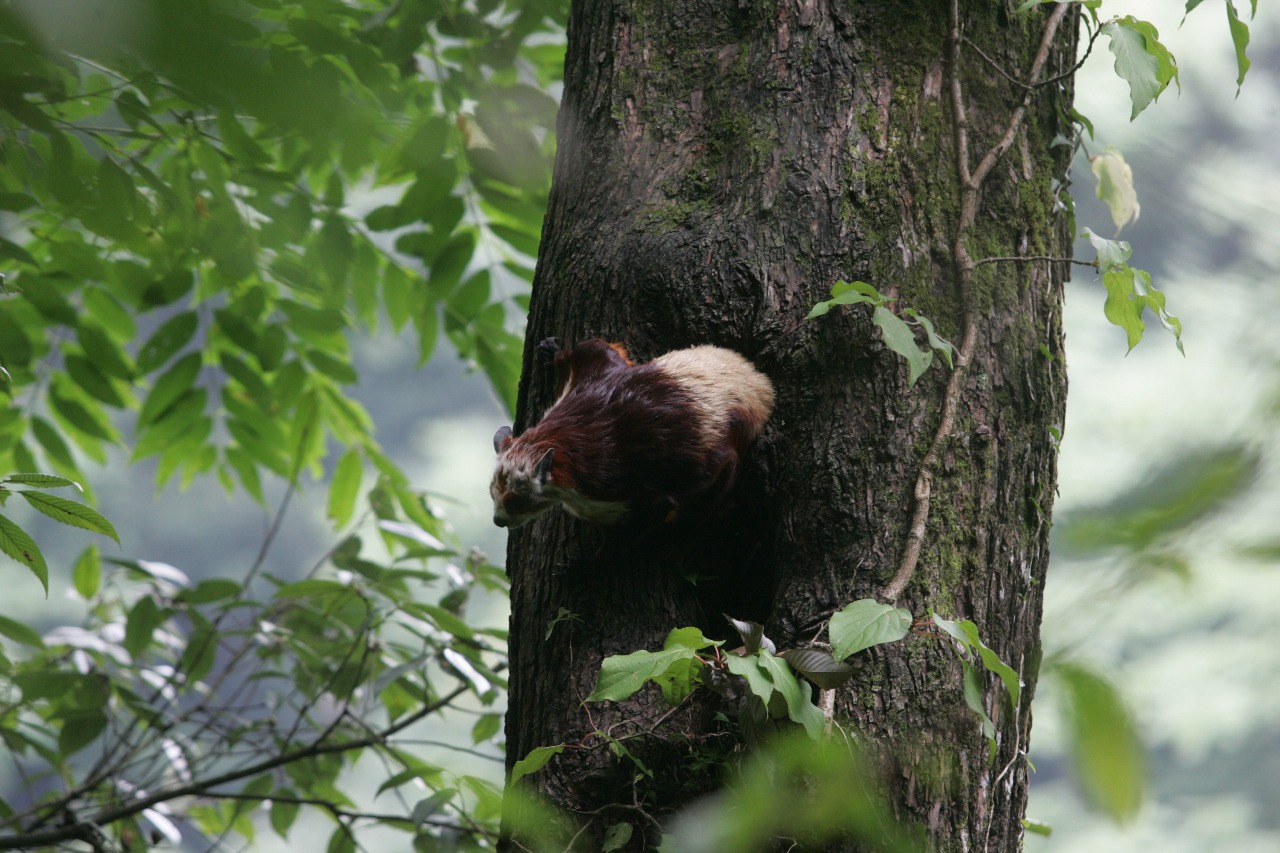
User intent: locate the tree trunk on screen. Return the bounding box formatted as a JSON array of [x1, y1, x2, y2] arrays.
[[503, 1, 1077, 849]]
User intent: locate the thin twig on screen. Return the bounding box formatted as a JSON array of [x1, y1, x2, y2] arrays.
[[974, 255, 1097, 268], [962, 17, 1100, 92]]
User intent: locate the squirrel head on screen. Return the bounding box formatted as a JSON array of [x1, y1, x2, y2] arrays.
[[491, 427, 558, 528]]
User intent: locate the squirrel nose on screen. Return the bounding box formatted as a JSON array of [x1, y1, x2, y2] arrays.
[[493, 515, 508, 528]]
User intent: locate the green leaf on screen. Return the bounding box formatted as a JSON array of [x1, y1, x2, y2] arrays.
[[376, 763, 445, 796], [132, 391, 209, 461], [326, 827, 355, 853], [1083, 228, 1132, 272], [725, 615, 769, 654], [873, 306, 931, 386], [829, 599, 912, 659], [77, 323, 134, 380], [1053, 662, 1144, 822], [64, 354, 126, 407], [1022, 818, 1053, 837], [0, 238, 38, 268], [137, 311, 199, 374], [656, 654, 703, 705], [806, 279, 881, 319], [1102, 18, 1178, 120], [32, 417, 79, 474], [779, 648, 856, 690], [1090, 147, 1140, 233], [1082, 228, 1181, 353], [17, 491, 119, 543], [288, 390, 322, 480], [509, 744, 564, 786], [0, 511, 48, 593], [664, 626, 720, 652], [909, 311, 954, 368], [124, 595, 165, 658], [425, 231, 477, 299], [932, 615, 1022, 708], [725, 652, 777, 706], [275, 579, 350, 599], [962, 660, 996, 744], [602, 823, 634, 852], [58, 710, 108, 757], [1132, 268, 1184, 354], [180, 621, 218, 684], [1101, 266, 1144, 352], [1224, 1, 1251, 94], [471, 713, 502, 744], [326, 449, 362, 528], [139, 352, 202, 426], [1061, 446, 1253, 557], [178, 578, 242, 604], [305, 348, 358, 385], [50, 381, 117, 447], [270, 796, 300, 838], [759, 651, 824, 738], [410, 789, 456, 828], [72, 544, 101, 599], [587, 644, 701, 702], [0, 473, 81, 490], [0, 612, 44, 648]]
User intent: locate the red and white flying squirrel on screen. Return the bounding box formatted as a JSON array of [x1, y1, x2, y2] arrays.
[[490, 338, 775, 530]]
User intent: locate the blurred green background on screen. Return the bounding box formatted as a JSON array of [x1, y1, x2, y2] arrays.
[[1027, 3, 1280, 850]]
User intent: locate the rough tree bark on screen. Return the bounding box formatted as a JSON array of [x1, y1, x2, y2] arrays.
[[502, 1, 1078, 850]]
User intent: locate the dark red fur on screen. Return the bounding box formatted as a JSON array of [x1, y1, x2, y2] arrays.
[[507, 338, 765, 526]]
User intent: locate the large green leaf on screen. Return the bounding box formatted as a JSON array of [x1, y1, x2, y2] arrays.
[[1224, 1, 1252, 94], [326, 449, 363, 528], [1102, 17, 1179, 120], [1052, 662, 1145, 822], [16, 490, 119, 543], [509, 745, 565, 786], [588, 645, 700, 702], [759, 651, 824, 738], [0, 511, 48, 593], [139, 352, 202, 426], [873, 307, 932, 386], [830, 599, 912, 660], [932, 615, 1021, 708]]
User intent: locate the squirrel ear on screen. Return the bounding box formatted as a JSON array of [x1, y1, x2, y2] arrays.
[[493, 425, 513, 453], [534, 447, 555, 484]]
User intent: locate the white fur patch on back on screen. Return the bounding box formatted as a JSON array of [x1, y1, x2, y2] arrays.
[[653, 346, 775, 450]]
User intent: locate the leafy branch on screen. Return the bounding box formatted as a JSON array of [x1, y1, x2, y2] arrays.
[[0, 472, 117, 594]]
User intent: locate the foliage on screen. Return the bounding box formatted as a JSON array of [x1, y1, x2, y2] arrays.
[[1045, 661, 1144, 823], [662, 731, 925, 853], [0, 0, 563, 849], [807, 281, 954, 386], [0, 506, 512, 850], [578, 606, 1020, 765], [0, 0, 562, 504]]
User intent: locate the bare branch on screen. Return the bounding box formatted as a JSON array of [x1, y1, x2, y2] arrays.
[[974, 255, 1097, 269]]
